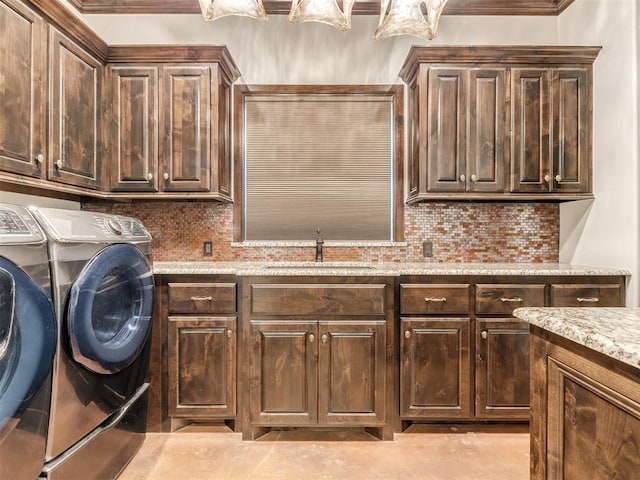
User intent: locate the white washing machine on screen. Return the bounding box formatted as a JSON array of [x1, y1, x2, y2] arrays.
[[0, 204, 57, 480], [30, 207, 155, 480]]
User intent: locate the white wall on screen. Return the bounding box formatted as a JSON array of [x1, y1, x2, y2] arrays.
[[558, 0, 639, 305], [82, 14, 557, 84], [0, 191, 80, 210]]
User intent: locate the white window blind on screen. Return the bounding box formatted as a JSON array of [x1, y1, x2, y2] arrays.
[[244, 94, 394, 241]]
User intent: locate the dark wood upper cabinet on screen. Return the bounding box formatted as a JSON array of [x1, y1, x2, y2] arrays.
[[106, 47, 239, 200], [48, 28, 103, 190], [0, 0, 47, 179], [108, 66, 158, 192], [400, 46, 599, 202]]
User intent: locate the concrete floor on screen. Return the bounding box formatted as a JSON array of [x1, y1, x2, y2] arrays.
[[118, 426, 530, 480]]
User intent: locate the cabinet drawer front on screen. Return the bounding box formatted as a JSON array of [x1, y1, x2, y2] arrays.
[[251, 284, 386, 316], [476, 284, 545, 314], [168, 283, 236, 314], [400, 284, 470, 314], [550, 284, 623, 307]]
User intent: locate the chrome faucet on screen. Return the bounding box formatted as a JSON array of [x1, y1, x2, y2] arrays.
[[315, 229, 324, 262]]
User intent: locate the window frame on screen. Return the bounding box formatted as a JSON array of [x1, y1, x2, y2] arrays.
[[233, 84, 404, 243]]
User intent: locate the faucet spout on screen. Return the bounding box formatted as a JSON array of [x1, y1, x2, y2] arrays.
[[315, 229, 324, 262]]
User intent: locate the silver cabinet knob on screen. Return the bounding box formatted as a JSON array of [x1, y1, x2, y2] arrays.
[[163, 172, 169, 181], [147, 173, 153, 182], [227, 329, 232, 338], [459, 174, 466, 182], [308, 333, 315, 343], [544, 174, 550, 182], [54, 159, 63, 169], [470, 174, 477, 182], [35, 154, 44, 164], [321, 334, 328, 344], [481, 331, 488, 340], [555, 175, 562, 182], [404, 330, 411, 339]]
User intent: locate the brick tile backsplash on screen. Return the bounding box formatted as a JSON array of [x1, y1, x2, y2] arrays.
[[83, 202, 559, 263]]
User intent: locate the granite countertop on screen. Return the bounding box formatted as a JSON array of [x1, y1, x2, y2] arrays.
[[514, 307, 640, 370], [153, 261, 630, 277]]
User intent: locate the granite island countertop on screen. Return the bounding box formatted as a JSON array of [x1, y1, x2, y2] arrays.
[[153, 261, 630, 277], [514, 307, 640, 370]]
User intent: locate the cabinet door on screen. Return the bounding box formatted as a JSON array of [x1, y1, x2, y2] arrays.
[[168, 317, 236, 418], [400, 317, 472, 419], [511, 69, 551, 193], [0, 0, 47, 178], [427, 68, 467, 192], [109, 66, 158, 192], [250, 321, 317, 426], [49, 29, 102, 189], [318, 321, 386, 426], [552, 68, 590, 193], [160, 66, 211, 192], [476, 318, 530, 419], [467, 69, 507, 193], [211, 66, 232, 200]]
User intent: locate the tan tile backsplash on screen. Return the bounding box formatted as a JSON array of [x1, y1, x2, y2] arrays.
[[83, 202, 559, 263]]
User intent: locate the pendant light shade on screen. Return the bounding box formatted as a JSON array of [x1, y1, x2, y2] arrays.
[[199, 0, 268, 21], [288, 0, 356, 31], [375, 0, 448, 41]]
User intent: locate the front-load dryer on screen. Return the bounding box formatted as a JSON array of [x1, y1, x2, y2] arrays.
[[30, 207, 154, 480], [0, 204, 56, 480]]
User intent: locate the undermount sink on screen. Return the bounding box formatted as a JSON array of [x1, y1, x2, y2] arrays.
[[264, 262, 376, 270]]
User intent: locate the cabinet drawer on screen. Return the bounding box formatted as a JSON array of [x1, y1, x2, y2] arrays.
[[476, 284, 545, 315], [550, 284, 623, 307], [168, 283, 236, 314], [250, 284, 386, 316], [400, 284, 470, 314]]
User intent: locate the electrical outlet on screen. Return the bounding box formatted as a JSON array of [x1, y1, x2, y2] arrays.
[[423, 241, 433, 258], [203, 241, 213, 257]]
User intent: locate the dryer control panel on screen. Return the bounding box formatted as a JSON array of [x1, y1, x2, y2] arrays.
[[0, 205, 46, 245]]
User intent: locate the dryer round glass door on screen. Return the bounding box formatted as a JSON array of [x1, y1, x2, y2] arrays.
[[0, 258, 56, 443], [68, 244, 154, 374]]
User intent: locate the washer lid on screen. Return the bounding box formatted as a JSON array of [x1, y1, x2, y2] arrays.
[[29, 207, 151, 243]]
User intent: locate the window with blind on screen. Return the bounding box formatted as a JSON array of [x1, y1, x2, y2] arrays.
[[234, 85, 404, 242]]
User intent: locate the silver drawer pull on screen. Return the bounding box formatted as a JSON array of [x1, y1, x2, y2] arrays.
[[190, 296, 213, 301], [425, 297, 447, 303], [481, 331, 488, 340], [577, 297, 599, 303], [500, 297, 523, 303]]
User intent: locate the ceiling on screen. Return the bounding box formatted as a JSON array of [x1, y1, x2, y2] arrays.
[[66, 0, 576, 16]]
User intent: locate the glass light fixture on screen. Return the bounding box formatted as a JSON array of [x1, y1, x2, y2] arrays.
[[288, 0, 356, 31], [375, 0, 448, 41], [199, 0, 268, 21]]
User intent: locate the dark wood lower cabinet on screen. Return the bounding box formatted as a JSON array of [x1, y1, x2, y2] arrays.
[[400, 317, 472, 419], [476, 318, 530, 419], [244, 278, 394, 440], [168, 316, 236, 421], [530, 329, 640, 480]]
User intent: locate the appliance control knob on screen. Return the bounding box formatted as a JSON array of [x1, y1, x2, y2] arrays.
[[107, 219, 123, 235]]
